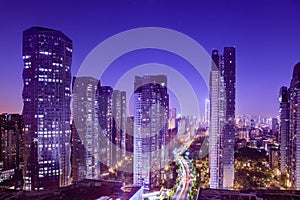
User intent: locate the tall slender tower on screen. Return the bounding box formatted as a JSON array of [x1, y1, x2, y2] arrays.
[[209, 47, 235, 189], [126, 116, 134, 153], [22, 27, 72, 190], [279, 86, 290, 176], [222, 47, 236, 189], [209, 50, 225, 189], [98, 86, 113, 169], [133, 75, 169, 190], [71, 76, 101, 181], [111, 90, 127, 165], [289, 62, 300, 189]]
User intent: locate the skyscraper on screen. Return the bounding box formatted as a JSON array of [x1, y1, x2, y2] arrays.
[[22, 27, 72, 190], [288, 62, 300, 189], [279, 86, 289, 176], [98, 86, 113, 169], [209, 50, 225, 189], [133, 75, 169, 190], [0, 114, 23, 171], [209, 47, 236, 189], [70, 118, 85, 183], [71, 76, 101, 182], [126, 116, 134, 153], [168, 108, 176, 130], [222, 47, 236, 189], [111, 90, 127, 165]]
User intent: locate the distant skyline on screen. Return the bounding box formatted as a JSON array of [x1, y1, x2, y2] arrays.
[[0, 0, 300, 116]]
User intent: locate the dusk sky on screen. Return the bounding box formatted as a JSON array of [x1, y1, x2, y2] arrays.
[[0, 0, 299, 116]]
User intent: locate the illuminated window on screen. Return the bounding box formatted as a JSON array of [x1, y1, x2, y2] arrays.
[[39, 51, 52, 55], [66, 47, 72, 52]]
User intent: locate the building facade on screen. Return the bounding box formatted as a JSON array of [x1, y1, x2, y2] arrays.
[[222, 47, 236, 189], [126, 116, 134, 153], [279, 86, 290, 176], [0, 114, 23, 171], [204, 99, 210, 127], [288, 62, 300, 189], [209, 49, 225, 189], [71, 76, 101, 182], [98, 86, 113, 170], [133, 75, 169, 190], [168, 108, 176, 130], [209, 47, 236, 189], [111, 90, 127, 165], [22, 27, 72, 190]]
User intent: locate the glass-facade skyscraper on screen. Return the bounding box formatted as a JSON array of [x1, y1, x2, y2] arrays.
[[111, 90, 127, 165], [71, 76, 101, 182], [22, 27, 72, 190], [288, 62, 300, 189], [133, 75, 169, 190], [209, 47, 236, 189], [222, 47, 236, 189], [98, 86, 113, 169], [279, 86, 290, 177], [209, 50, 225, 189]]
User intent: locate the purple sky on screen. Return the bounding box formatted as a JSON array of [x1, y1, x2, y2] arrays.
[[0, 0, 299, 116]]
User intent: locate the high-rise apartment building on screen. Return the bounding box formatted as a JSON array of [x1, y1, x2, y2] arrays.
[[209, 50, 225, 189], [168, 108, 176, 130], [22, 27, 72, 190], [0, 114, 23, 171], [126, 116, 134, 153], [209, 47, 236, 189], [288, 62, 300, 189], [98, 86, 113, 169], [133, 75, 169, 190], [70, 119, 84, 183], [71, 76, 101, 182], [222, 47, 236, 189], [111, 90, 127, 165], [279, 86, 289, 176]]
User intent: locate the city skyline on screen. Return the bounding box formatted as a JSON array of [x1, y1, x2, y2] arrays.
[[1, 1, 300, 199], [1, 1, 300, 116]]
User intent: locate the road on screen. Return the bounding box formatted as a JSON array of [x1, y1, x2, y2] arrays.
[[173, 139, 195, 200]]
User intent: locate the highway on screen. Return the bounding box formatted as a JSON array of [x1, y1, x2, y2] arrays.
[[173, 139, 195, 200]]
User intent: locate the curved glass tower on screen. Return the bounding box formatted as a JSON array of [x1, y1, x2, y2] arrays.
[[289, 62, 300, 189], [22, 27, 72, 190]]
